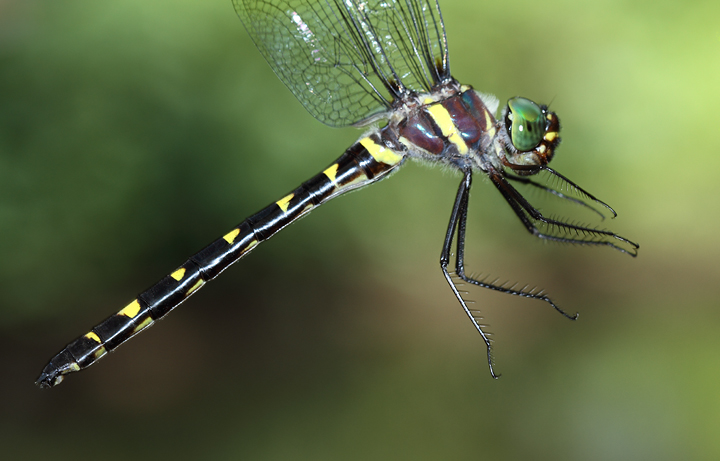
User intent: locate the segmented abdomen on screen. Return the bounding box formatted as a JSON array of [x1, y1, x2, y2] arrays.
[[37, 133, 404, 387]]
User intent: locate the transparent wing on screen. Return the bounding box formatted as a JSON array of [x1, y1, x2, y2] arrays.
[[233, 0, 450, 127]]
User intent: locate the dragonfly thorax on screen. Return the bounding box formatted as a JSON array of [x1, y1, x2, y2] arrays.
[[381, 86, 562, 176], [383, 81, 503, 170]]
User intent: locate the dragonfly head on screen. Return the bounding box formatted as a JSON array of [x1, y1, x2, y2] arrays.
[[499, 97, 560, 175]]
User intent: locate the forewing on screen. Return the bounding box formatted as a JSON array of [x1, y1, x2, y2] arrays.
[[233, 0, 450, 127]]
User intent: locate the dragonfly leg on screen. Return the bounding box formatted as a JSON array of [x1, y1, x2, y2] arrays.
[[490, 171, 639, 255], [453, 173, 578, 321], [504, 172, 607, 220], [440, 169, 500, 379]]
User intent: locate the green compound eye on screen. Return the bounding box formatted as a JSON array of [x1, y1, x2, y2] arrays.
[[506, 97, 546, 152]]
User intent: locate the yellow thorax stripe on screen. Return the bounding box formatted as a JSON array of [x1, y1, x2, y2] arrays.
[[484, 111, 496, 138], [423, 98, 468, 155]]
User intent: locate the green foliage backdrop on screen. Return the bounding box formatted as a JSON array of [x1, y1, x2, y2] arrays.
[[1, 0, 719, 459]]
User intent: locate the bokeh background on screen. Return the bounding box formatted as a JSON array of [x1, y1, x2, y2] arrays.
[[2, 0, 719, 459]]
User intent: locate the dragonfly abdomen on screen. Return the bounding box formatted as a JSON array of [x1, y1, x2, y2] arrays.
[[37, 133, 405, 387]]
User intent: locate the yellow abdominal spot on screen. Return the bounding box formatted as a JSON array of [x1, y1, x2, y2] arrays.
[[92, 346, 107, 360], [339, 175, 366, 189], [170, 268, 186, 281], [276, 193, 294, 212], [223, 228, 240, 244], [118, 300, 142, 318], [425, 103, 468, 155], [132, 317, 153, 333], [359, 137, 402, 165], [238, 239, 259, 257], [186, 279, 205, 296], [323, 164, 339, 183], [84, 332, 101, 344]]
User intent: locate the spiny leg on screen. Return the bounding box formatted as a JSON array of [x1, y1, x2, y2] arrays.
[[439, 169, 499, 378], [504, 172, 607, 220], [505, 164, 618, 218], [454, 172, 578, 321], [491, 171, 639, 255], [540, 166, 617, 218]]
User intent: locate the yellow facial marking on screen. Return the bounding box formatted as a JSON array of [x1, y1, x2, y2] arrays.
[[223, 228, 240, 244], [359, 137, 402, 165], [170, 268, 186, 281], [118, 300, 141, 319], [276, 193, 294, 213], [425, 103, 469, 155], [132, 316, 153, 333], [545, 132, 557, 142], [537, 144, 547, 154], [186, 279, 205, 296], [85, 332, 101, 344], [323, 164, 339, 183]]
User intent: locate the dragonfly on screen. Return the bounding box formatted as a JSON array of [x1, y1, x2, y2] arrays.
[[37, 0, 638, 388]]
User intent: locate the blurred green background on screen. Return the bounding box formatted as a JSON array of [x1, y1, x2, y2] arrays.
[[2, 0, 719, 459]]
